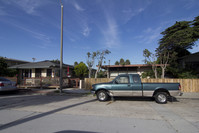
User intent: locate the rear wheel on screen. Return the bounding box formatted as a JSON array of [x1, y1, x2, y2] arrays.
[[97, 90, 109, 102], [155, 92, 168, 104]]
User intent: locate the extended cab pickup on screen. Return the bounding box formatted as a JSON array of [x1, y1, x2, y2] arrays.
[[91, 74, 183, 104]]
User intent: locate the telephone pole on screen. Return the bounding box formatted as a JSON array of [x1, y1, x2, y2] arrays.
[[59, 0, 63, 93]]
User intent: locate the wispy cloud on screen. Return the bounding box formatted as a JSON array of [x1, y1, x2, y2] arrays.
[[135, 27, 162, 44], [82, 25, 91, 37], [0, 6, 8, 16], [183, 0, 199, 9], [66, 1, 91, 38], [11, 23, 52, 48], [101, 16, 120, 48], [2, 0, 44, 15], [122, 7, 145, 23], [71, 1, 85, 11]]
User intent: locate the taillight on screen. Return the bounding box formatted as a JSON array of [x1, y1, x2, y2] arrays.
[[0, 83, 4, 86]]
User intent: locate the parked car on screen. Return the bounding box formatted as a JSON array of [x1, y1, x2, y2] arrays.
[[0, 77, 18, 92], [91, 74, 183, 104]]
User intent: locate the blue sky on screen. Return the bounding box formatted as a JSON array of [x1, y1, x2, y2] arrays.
[[0, 0, 199, 66]]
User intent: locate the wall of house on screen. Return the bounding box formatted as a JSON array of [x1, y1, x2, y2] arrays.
[[41, 69, 47, 77], [32, 69, 35, 78], [137, 67, 150, 75], [108, 67, 152, 78], [110, 71, 137, 78]]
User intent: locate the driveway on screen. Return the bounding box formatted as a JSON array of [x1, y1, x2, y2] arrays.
[[0, 90, 198, 133]]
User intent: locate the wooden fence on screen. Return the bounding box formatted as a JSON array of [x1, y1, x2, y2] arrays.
[[84, 78, 199, 92]]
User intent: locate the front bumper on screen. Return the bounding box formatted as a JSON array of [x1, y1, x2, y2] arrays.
[[90, 90, 96, 95]]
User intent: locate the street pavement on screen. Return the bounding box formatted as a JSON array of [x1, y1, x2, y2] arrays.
[[0, 89, 198, 133]]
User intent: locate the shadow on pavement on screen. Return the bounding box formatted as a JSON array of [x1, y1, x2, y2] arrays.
[[0, 99, 96, 131], [55, 130, 99, 133], [113, 96, 154, 102], [111, 96, 180, 103], [0, 89, 90, 110]]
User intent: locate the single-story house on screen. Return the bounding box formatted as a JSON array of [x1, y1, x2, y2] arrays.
[[178, 52, 199, 73], [0, 56, 30, 67], [9, 60, 74, 80], [101, 64, 165, 78]]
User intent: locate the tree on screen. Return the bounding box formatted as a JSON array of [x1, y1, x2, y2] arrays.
[[51, 59, 60, 64], [74, 61, 78, 67], [86, 52, 97, 78], [0, 58, 8, 76], [192, 16, 199, 40], [156, 48, 172, 79], [115, 59, 131, 65], [119, 58, 125, 65], [143, 49, 158, 79], [115, 61, 119, 65], [95, 49, 111, 78], [74, 62, 88, 79], [97, 70, 106, 78], [157, 19, 199, 78], [32, 58, 36, 62], [0, 58, 17, 77], [125, 59, 131, 65]]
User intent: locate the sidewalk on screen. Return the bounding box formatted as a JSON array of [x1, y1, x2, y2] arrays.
[[63, 88, 90, 94], [176, 92, 199, 99]]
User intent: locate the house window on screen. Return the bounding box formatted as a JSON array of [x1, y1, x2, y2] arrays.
[[47, 69, 52, 77], [22, 69, 32, 78]]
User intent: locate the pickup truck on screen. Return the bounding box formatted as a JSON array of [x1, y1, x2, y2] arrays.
[[91, 74, 183, 104]]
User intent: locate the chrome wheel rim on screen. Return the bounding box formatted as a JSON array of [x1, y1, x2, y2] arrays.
[[98, 92, 106, 100], [157, 94, 166, 103]]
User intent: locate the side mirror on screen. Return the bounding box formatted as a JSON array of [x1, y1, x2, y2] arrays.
[[114, 80, 119, 84]]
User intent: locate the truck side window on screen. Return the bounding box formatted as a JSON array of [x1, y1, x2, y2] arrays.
[[133, 75, 140, 83], [118, 76, 129, 84]]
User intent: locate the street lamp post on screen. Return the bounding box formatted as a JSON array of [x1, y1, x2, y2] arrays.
[[59, 1, 63, 93]]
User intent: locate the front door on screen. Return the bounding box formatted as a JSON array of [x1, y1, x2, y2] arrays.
[[35, 69, 41, 78], [111, 75, 132, 96]]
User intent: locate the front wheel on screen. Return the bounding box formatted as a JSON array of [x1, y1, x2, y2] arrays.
[[97, 90, 109, 102], [155, 92, 168, 104]]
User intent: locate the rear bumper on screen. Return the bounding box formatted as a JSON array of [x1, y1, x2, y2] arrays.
[[0, 87, 18, 92], [170, 90, 183, 96]]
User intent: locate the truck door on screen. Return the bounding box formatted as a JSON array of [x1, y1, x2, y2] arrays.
[[111, 75, 132, 96], [131, 74, 142, 96]]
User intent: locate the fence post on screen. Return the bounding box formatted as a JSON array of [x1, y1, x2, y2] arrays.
[[79, 80, 82, 89]]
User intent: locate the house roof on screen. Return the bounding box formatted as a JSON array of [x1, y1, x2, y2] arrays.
[[101, 64, 167, 69], [0, 56, 30, 63], [178, 52, 199, 61], [9, 60, 74, 69]]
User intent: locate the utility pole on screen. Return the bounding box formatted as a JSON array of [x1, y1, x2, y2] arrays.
[[107, 60, 110, 78], [59, 0, 63, 93]]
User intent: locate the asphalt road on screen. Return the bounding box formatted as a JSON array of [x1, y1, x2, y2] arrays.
[[0, 91, 198, 133]]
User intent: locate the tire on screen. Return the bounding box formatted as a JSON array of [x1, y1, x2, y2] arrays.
[[155, 92, 168, 104], [97, 90, 109, 102]]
